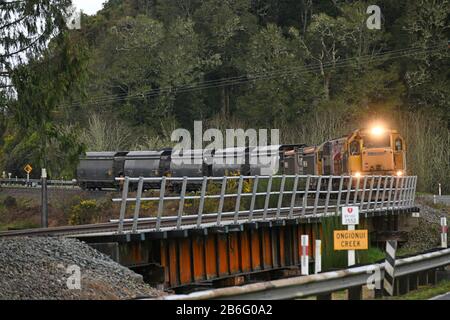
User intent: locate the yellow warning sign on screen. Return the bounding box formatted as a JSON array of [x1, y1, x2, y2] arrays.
[[333, 230, 368, 251], [24, 164, 33, 174]]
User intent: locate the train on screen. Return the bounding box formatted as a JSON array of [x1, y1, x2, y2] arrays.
[[76, 127, 406, 190]]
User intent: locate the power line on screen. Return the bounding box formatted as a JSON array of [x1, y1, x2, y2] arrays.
[[60, 43, 447, 108]]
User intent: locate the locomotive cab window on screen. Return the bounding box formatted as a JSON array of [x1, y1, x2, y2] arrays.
[[395, 138, 403, 151], [350, 141, 360, 155], [363, 135, 390, 148]]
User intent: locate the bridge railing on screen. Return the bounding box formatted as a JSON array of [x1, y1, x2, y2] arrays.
[[112, 175, 417, 234]]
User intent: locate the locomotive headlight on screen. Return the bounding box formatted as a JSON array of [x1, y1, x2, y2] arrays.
[[396, 170, 403, 176], [371, 126, 385, 136]]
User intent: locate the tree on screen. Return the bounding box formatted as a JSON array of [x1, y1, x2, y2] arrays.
[[0, 0, 72, 89], [237, 24, 321, 127], [401, 0, 450, 125], [299, 2, 386, 101], [9, 31, 87, 174], [193, 0, 258, 116]]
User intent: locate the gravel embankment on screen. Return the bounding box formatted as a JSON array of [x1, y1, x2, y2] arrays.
[[403, 197, 449, 252], [0, 237, 166, 300], [416, 196, 448, 224]]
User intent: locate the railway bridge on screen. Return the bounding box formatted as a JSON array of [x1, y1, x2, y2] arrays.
[[0, 174, 419, 291]]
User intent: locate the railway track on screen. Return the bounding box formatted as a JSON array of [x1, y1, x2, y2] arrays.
[[0, 204, 411, 239]]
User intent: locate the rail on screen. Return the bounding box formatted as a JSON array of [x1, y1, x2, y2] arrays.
[[113, 175, 417, 234], [0, 178, 76, 188], [158, 247, 450, 300]]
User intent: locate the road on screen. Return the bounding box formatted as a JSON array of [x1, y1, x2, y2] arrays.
[[430, 292, 450, 300]]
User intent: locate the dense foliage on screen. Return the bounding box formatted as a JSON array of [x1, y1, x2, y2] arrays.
[[0, 0, 449, 192]]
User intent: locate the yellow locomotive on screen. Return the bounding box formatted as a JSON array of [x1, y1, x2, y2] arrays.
[[299, 127, 406, 177]]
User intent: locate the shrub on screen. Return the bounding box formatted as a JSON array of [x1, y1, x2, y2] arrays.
[[69, 199, 99, 225], [3, 196, 17, 208]]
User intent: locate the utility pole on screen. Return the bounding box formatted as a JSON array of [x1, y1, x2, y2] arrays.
[[41, 168, 48, 228]]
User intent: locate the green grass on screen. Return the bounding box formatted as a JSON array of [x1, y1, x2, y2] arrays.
[[415, 192, 433, 196], [386, 280, 450, 300], [0, 219, 39, 231], [358, 247, 386, 264]]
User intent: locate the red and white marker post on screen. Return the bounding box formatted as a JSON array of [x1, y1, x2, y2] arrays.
[[301, 235, 309, 275], [441, 217, 448, 248]]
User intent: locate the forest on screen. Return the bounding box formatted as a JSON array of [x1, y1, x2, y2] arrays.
[[0, 0, 449, 193]]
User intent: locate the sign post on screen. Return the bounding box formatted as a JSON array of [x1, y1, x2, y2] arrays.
[[24, 164, 32, 186], [341, 206, 360, 266], [41, 168, 48, 228]]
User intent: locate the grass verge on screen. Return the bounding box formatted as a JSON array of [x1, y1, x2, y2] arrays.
[[385, 280, 450, 300]]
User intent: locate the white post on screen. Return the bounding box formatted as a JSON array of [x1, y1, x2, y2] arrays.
[[342, 206, 359, 267], [441, 217, 448, 248], [315, 239, 322, 274], [301, 235, 309, 275], [348, 224, 356, 266], [438, 183, 442, 197]]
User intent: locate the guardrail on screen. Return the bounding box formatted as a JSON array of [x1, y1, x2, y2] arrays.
[[0, 178, 76, 188], [433, 195, 450, 205], [113, 175, 417, 234], [158, 248, 450, 300]]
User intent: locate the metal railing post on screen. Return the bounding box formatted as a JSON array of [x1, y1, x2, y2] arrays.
[[323, 177, 333, 216], [176, 177, 188, 229], [336, 176, 344, 213], [289, 175, 299, 219], [132, 177, 144, 233], [249, 176, 259, 222], [373, 176, 382, 212], [393, 176, 400, 209], [353, 176, 361, 205], [217, 176, 227, 226], [302, 175, 311, 216], [408, 176, 414, 207], [276, 175, 286, 220], [156, 177, 166, 232], [263, 176, 273, 221], [412, 176, 417, 205], [197, 176, 208, 228], [410, 176, 417, 206], [400, 176, 407, 208], [359, 176, 367, 217], [380, 176, 387, 210], [400, 176, 406, 207], [365, 176, 375, 214], [118, 177, 129, 233], [313, 176, 323, 217], [345, 176, 353, 206], [234, 176, 244, 224], [387, 176, 394, 209], [407, 176, 414, 207]]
